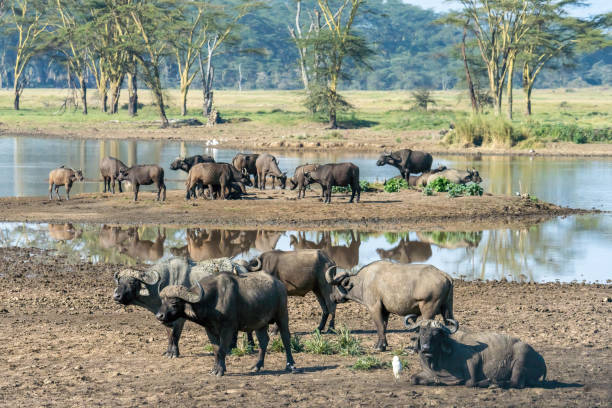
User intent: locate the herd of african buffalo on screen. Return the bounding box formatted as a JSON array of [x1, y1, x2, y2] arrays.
[[47, 149, 547, 388], [47, 148, 481, 202]]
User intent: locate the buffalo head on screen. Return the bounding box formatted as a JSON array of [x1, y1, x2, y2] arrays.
[[405, 317, 458, 362], [170, 157, 185, 171], [116, 168, 130, 182], [376, 150, 400, 167], [289, 177, 298, 190], [156, 282, 203, 325], [278, 173, 287, 189], [467, 168, 482, 184], [113, 268, 159, 305], [325, 266, 353, 303], [72, 169, 84, 182]]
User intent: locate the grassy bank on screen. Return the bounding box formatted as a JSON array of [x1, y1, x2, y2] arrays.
[[0, 88, 610, 153]]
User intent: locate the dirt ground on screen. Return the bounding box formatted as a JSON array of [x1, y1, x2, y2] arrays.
[[4, 122, 612, 158], [0, 189, 585, 232], [0, 247, 610, 407]]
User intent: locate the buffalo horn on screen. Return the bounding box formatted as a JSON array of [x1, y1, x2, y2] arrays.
[[115, 268, 160, 285], [160, 283, 202, 303], [444, 319, 459, 334], [404, 314, 420, 332], [325, 265, 349, 284]]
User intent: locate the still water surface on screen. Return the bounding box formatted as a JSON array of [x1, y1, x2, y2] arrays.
[[0, 135, 610, 283]]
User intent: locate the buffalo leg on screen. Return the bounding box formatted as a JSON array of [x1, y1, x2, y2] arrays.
[[160, 182, 166, 201], [370, 303, 388, 351], [118, 180, 123, 193], [133, 184, 139, 201], [110, 177, 115, 194], [313, 291, 332, 333], [276, 315, 297, 372], [55, 186, 62, 201], [66, 182, 72, 200], [251, 328, 269, 372], [103, 177, 107, 193], [205, 328, 224, 376], [326, 185, 332, 204], [163, 318, 185, 358], [49, 183, 54, 200]]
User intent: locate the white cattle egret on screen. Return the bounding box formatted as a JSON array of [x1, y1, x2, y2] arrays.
[[392, 356, 402, 381]]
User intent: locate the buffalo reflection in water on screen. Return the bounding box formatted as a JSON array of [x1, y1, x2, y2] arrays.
[[48, 223, 82, 241], [376, 238, 432, 264], [290, 231, 360, 270], [118, 228, 166, 262]]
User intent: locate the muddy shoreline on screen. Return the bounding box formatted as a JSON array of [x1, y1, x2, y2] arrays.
[[0, 189, 589, 232], [1, 247, 610, 407], [3, 127, 612, 158]]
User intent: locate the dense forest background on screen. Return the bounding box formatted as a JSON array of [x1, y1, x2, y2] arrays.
[[0, 0, 610, 91]]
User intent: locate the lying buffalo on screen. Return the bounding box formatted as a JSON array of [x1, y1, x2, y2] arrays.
[[255, 153, 286, 190], [185, 162, 251, 200], [156, 272, 298, 376], [326, 261, 454, 351], [48, 166, 83, 200], [100, 156, 128, 194], [376, 149, 432, 180], [113, 258, 248, 358], [240, 249, 338, 332], [170, 155, 215, 173], [305, 162, 360, 204], [232, 153, 259, 187], [414, 168, 482, 187], [289, 164, 320, 199], [116, 164, 166, 201], [407, 319, 546, 388]]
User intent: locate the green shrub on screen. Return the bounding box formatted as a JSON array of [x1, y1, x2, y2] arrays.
[[331, 180, 373, 193], [269, 335, 304, 353], [423, 185, 434, 196], [526, 122, 611, 144], [451, 115, 525, 146], [334, 326, 363, 356], [230, 333, 255, 356], [465, 183, 484, 196], [351, 355, 384, 370], [428, 177, 451, 192], [384, 177, 409, 192], [304, 330, 335, 355]]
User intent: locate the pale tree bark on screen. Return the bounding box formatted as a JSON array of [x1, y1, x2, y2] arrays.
[[128, 69, 138, 116], [199, 35, 217, 117], [461, 25, 478, 113], [288, 0, 309, 89]]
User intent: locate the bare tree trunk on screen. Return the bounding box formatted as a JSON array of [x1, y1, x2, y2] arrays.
[[109, 75, 124, 114], [79, 75, 87, 115], [13, 88, 20, 110], [525, 84, 533, 116], [180, 84, 188, 116], [237, 64, 242, 91], [128, 70, 138, 116], [507, 59, 514, 120], [461, 26, 478, 114], [199, 41, 216, 117]]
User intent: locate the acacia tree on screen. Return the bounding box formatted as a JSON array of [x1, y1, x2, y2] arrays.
[[305, 0, 372, 128], [287, 0, 321, 90], [174, 1, 258, 116], [6, 0, 49, 110]]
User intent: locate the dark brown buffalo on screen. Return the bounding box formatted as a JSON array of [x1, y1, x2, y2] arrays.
[[255, 153, 286, 190], [376, 238, 432, 263], [304, 162, 360, 203], [100, 156, 128, 194], [407, 320, 546, 388], [170, 155, 215, 173], [232, 153, 259, 186], [185, 163, 251, 200], [326, 261, 454, 351], [376, 149, 433, 180], [289, 163, 320, 199], [157, 272, 298, 376], [116, 165, 166, 201], [48, 166, 83, 200], [241, 249, 338, 332]]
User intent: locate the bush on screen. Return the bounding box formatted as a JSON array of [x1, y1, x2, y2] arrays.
[[428, 177, 452, 192], [351, 355, 384, 370], [331, 180, 373, 193], [269, 335, 304, 353], [304, 330, 335, 355], [526, 123, 611, 144], [383, 177, 409, 192], [230, 333, 255, 356], [334, 326, 363, 356], [451, 115, 525, 147], [423, 178, 483, 198]]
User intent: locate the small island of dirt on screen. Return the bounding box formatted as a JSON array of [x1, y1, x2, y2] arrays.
[[0, 189, 587, 231]]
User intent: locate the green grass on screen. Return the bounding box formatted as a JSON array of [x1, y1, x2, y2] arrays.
[[303, 330, 335, 355], [230, 333, 255, 356], [383, 177, 410, 193], [351, 355, 385, 370], [268, 335, 304, 353], [333, 325, 363, 356]]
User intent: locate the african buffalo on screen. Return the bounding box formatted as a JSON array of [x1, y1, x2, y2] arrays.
[[376, 238, 432, 264], [232, 153, 259, 187], [255, 153, 287, 190], [119, 228, 166, 262], [241, 249, 338, 332], [100, 156, 128, 194], [170, 155, 215, 173], [99, 225, 134, 250], [289, 163, 319, 199], [156, 272, 298, 376], [113, 258, 249, 358], [48, 223, 82, 241], [326, 261, 454, 351], [116, 165, 166, 201], [185, 163, 251, 200], [414, 168, 482, 187], [48, 166, 83, 200], [304, 162, 360, 204], [376, 149, 433, 180], [407, 319, 546, 388]]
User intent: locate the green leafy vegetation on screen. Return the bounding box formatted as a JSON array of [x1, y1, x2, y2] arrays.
[[333, 326, 363, 356], [330, 180, 373, 194], [303, 330, 335, 355], [421, 177, 483, 198], [269, 335, 304, 353], [351, 355, 384, 370], [419, 231, 483, 247], [383, 177, 409, 193], [230, 333, 255, 356]]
